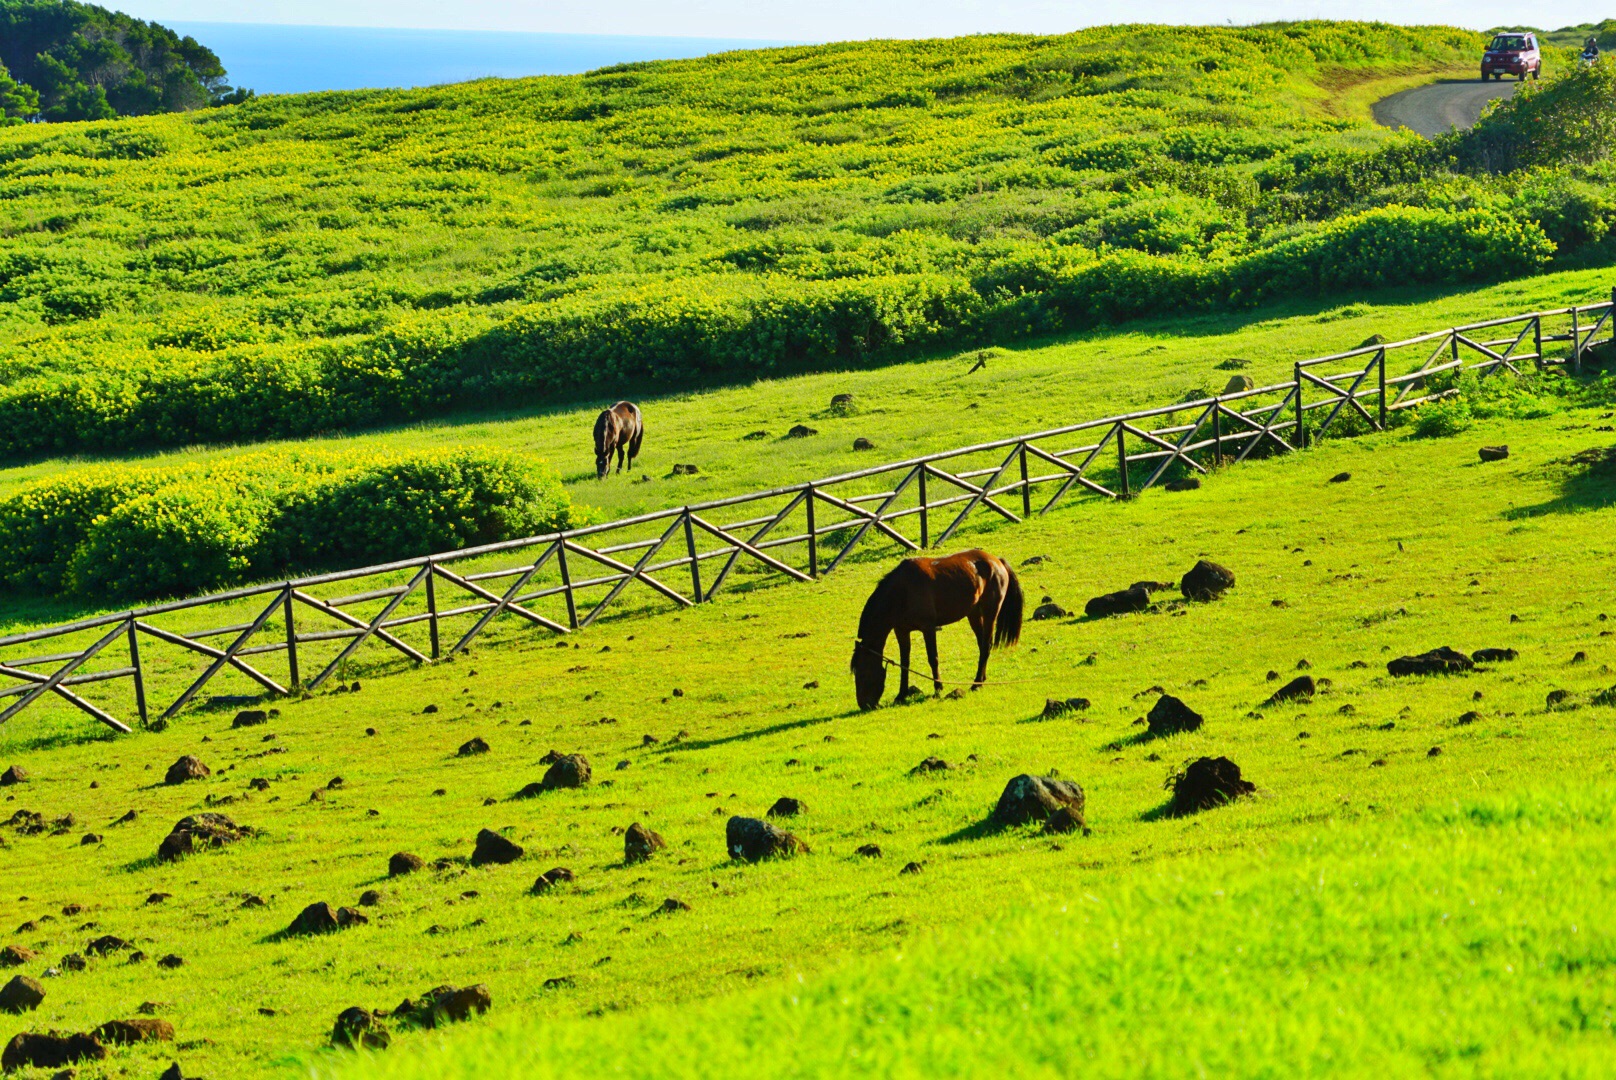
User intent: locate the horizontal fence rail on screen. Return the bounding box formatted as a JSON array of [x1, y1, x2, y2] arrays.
[[4, 291, 1612, 733]]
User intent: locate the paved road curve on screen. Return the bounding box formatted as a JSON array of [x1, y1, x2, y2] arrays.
[[1371, 79, 1520, 138]]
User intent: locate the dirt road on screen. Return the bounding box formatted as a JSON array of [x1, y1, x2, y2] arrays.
[[1371, 79, 1519, 138]]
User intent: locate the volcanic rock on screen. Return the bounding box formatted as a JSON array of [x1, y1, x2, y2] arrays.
[[1264, 675, 1315, 706], [766, 797, 805, 818], [1041, 806, 1085, 835], [855, 844, 882, 857], [1146, 694, 1204, 737], [0, 766, 26, 786], [469, 829, 524, 866], [1084, 585, 1150, 618], [911, 756, 950, 773], [1387, 647, 1474, 677], [541, 754, 591, 789], [1164, 477, 1201, 492], [0, 946, 36, 968], [1222, 374, 1254, 394], [1180, 560, 1235, 601], [1041, 697, 1090, 718], [660, 897, 691, 913], [92, 1018, 173, 1045], [156, 955, 184, 969], [990, 774, 1085, 827], [331, 1007, 389, 1049], [1031, 601, 1067, 620], [0, 975, 45, 1013], [624, 822, 664, 863], [388, 852, 424, 877], [1170, 756, 1255, 814], [726, 816, 807, 861], [85, 936, 129, 957], [231, 711, 267, 729], [1478, 445, 1509, 462], [393, 985, 492, 1029], [786, 425, 817, 438], [457, 737, 490, 757], [163, 757, 210, 785], [157, 813, 249, 862], [853, 438, 875, 451], [285, 903, 340, 936], [0, 1032, 106, 1071], [1471, 647, 1518, 663], [531, 867, 575, 893]]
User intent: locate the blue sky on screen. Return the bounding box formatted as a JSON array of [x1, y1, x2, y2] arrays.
[[127, 0, 1607, 40]]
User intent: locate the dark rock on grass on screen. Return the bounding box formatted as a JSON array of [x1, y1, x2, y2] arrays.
[[1169, 757, 1255, 815], [286, 903, 341, 936], [0, 765, 26, 786], [670, 463, 699, 476], [531, 867, 575, 894], [0, 946, 37, 968], [163, 756, 210, 785], [624, 822, 665, 864], [80, 833, 102, 845], [991, 774, 1085, 827], [1387, 647, 1474, 677], [853, 437, 875, 451], [248, 778, 270, 792], [1041, 807, 1085, 835], [1031, 601, 1067, 620], [60, 953, 87, 972], [1264, 675, 1315, 706], [156, 955, 183, 969], [423, 704, 438, 715], [1329, 472, 1351, 483], [470, 829, 524, 867], [726, 816, 807, 862], [855, 844, 882, 858], [1041, 697, 1090, 719], [1180, 560, 1235, 601], [85, 936, 129, 957], [1, 1031, 106, 1071], [358, 890, 382, 907], [1163, 477, 1200, 492], [0, 974, 45, 1013], [1471, 647, 1518, 663], [393, 985, 492, 1030], [899, 861, 923, 875], [157, 813, 250, 863], [231, 710, 267, 728], [541, 754, 591, 790], [1084, 585, 1150, 618], [389, 852, 424, 877], [457, 737, 490, 757], [332, 1006, 390, 1049], [1547, 689, 1571, 707], [766, 797, 805, 818], [513, 782, 546, 799], [660, 897, 691, 913], [911, 756, 950, 774], [786, 425, 817, 438], [92, 1018, 173, 1045], [1478, 445, 1509, 462], [1146, 695, 1203, 737]]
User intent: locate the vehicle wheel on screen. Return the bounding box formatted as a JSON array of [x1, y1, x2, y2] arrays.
[[1533, 66, 1541, 80]]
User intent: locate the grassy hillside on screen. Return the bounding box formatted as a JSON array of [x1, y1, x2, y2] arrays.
[[12, 21, 1590, 460], [3, 355, 1616, 1076]]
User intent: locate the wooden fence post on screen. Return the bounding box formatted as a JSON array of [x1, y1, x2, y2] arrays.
[[1377, 348, 1388, 431], [683, 511, 703, 603], [126, 616, 147, 727], [918, 467, 929, 548], [1116, 423, 1130, 497], [1018, 444, 1031, 517], [424, 563, 439, 660], [1573, 307, 1583, 374], [1533, 314, 1542, 367], [1293, 363, 1305, 449], [1212, 403, 1223, 465], [805, 486, 818, 579], [557, 538, 578, 630], [281, 586, 300, 690]]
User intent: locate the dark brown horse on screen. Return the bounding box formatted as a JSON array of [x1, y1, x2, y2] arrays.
[[850, 549, 1023, 710], [593, 401, 644, 479]]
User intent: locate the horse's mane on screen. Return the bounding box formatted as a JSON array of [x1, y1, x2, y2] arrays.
[[592, 408, 614, 456], [853, 564, 903, 652]]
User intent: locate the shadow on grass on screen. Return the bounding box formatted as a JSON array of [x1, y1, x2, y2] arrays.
[[937, 817, 1014, 845], [0, 726, 118, 755], [1502, 446, 1616, 519], [675, 711, 842, 751]]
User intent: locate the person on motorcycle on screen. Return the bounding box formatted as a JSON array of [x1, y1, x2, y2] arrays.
[[1585, 35, 1601, 60]]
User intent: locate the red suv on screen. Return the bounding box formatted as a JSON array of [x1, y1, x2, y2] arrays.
[[1481, 31, 1541, 81]]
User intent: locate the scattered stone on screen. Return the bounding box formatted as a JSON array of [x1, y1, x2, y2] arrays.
[[726, 816, 807, 861], [1428, 746, 1443, 757], [1264, 675, 1315, 706], [1041, 806, 1085, 835], [1546, 689, 1570, 707], [624, 823, 664, 863], [855, 844, 882, 858], [1387, 647, 1474, 677], [1180, 560, 1235, 601], [1478, 445, 1509, 462], [1084, 585, 1149, 618], [670, 463, 699, 476], [80, 834, 101, 846], [1164, 477, 1200, 492], [1030, 600, 1068, 622], [0, 946, 36, 968], [285, 903, 341, 936], [541, 754, 591, 790], [156, 955, 183, 969], [899, 861, 923, 875], [786, 425, 817, 438], [1, 1032, 105, 1072], [85, 936, 129, 958], [766, 797, 805, 818], [1146, 695, 1203, 737], [423, 704, 438, 714], [660, 897, 691, 913], [0, 766, 27, 786], [852, 437, 875, 451], [231, 711, 267, 728], [743, 430, 768, 441], [1572, 650, 1589, 664], [163, 757, 210, 785], [911, 756, 950, 773], [1328, 472, 1351, 483], [457, 737, 490, 757], [113, 810, 137, 824], [357, 890, 382, 907], [470, 829, 524, 866], [157, 813, 251, 863], [991, 774, 1085, 827], [388, 852, 425, 877], [0, 975, 45, 1012], [1471, 648, 1517, 663], [1221, 374, 1254, 394], [92, 1018, 173, 1045], [1041, 697, 1090, 719], [1169, 757, 1255, 815], [531, 867, 576, 894], [332, 1007, 389, 1049]]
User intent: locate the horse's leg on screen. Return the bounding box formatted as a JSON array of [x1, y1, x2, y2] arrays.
[[922, 628, 941, 695], [969, 613, 991, 688], [897, 630, 912, 699], [629, 431, 643, 470]]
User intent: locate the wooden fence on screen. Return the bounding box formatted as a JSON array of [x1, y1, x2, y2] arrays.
[[3, 293, 1612, 734]]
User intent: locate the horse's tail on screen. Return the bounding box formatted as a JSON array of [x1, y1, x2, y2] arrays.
[[994, 562, 1023, 649]]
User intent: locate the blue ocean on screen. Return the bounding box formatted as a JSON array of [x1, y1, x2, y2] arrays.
[[166, 23, 794, 95]]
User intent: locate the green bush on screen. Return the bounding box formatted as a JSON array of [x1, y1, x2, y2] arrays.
[[65, 486, 269, 600], [1412, 398, 1474, 439]]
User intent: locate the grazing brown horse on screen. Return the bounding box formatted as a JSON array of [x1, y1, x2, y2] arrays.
[[593, 401, 644, 479], [850, 549, 1023, 710]]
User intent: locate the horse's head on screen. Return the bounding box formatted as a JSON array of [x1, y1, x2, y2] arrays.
[[595, 450, 610, 480], [593, 410, 615, 479], [849, 637, 887, 711]]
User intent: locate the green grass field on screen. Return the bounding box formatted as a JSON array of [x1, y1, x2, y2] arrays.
[[3, 290, 1616, 1073]]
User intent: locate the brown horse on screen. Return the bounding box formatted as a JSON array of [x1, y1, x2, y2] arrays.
[[593, 401, 644, 479], [850, 549, 1023, 710]]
